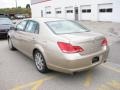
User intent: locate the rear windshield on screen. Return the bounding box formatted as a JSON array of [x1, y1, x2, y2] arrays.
[[46, 20, 89, 34]]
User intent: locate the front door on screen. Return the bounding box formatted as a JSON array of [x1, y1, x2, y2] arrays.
[[12, 20, 28, 50]]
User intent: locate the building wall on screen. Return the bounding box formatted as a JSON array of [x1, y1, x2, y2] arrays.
[[31, 0, 120, 23], [112, 0, 120, 23]]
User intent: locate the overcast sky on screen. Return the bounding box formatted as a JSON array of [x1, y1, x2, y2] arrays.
[[0, 0, 31, 8]]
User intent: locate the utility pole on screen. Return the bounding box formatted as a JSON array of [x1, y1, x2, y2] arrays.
[[15, 0, 17, 8]]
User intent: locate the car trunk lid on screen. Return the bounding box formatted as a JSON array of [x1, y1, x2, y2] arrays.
[[58, 32, 105, 55]]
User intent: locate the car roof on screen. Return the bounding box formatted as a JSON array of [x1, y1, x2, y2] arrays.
[[0, 16, 9, 18]]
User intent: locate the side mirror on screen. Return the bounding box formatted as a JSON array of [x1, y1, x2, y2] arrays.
[[13, 21, 16, 24]]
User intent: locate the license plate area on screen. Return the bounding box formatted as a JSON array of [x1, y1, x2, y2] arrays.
[[92, 57, 99, 63]]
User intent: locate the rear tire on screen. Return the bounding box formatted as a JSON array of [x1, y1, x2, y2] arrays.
[[34, 50, 49, 73]]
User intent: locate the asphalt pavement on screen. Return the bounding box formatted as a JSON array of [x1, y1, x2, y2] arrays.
[[109, 40, 120, 64], [0, 20, 120, 90], [0, 40, 120, 90]]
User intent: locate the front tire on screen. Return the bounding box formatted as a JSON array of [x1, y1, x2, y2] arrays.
[[34, 50, 49, 73], [8, 38, 16, 50]]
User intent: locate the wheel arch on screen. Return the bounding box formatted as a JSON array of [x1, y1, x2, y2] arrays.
[[32, 45, 48, 63]]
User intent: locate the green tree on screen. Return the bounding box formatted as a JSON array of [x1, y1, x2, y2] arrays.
[[26, 4, 31, 9]]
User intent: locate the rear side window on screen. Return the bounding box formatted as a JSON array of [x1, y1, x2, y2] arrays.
[[16, 20, 27, 31], [25, 21, 39, 34]]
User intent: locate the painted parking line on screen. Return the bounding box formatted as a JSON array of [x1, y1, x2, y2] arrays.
[[84, 70, 93, 87], [97, 80, 120, 90], [102, 63, 120, 73], [83, 62, 120, 88], [31, 80, 44, 90], [11, 62, 120, 90], [11, 76, 54, 90]]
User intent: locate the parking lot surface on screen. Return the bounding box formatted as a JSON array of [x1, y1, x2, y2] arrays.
[[0, 40, 120, 90], [0, 20, 120, 90], [80, 21, 120, 45]]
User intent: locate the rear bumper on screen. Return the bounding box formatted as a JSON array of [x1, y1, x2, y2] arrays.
[[47, 47, 109, 74]]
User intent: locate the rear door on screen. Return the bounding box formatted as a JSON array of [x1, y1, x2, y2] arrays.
[[20, 20, 39, 57]]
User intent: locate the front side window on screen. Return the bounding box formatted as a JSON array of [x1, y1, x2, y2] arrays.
[[46, 20, 89, 34], [25, 21, 39, 33], [16, 20, 27, 31]]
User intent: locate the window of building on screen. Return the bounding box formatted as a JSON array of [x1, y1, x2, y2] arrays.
[[46, 11, 51, 14], [107, 8, 112, 12], [82, 9, 86, 13], [99, 8, 112, 13], [99, 9, 106, 13], [45, 6, 51, 14], [82, 9, 91, 13], [66, 10, 73, 13], [55, 8, 62, 14], [87, 9, 91, 13], [56, 11, 61, 14]]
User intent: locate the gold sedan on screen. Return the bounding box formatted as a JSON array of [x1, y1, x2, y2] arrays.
[[8, 18, 109, 74]]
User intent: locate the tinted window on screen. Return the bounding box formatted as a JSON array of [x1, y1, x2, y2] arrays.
[[46, 20, 89, 34], [16, 20, 27, 31], [25, 21, 39, 33]]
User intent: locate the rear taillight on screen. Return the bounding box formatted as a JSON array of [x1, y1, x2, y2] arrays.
[[57, 42, 84, 53], [101, 38, 108, 46]]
